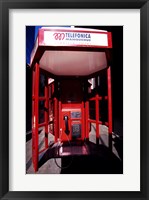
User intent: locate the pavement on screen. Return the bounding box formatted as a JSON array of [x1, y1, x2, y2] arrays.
[[26, 123, 123, 174]]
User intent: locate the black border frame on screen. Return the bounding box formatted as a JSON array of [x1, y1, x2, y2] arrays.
[[0, 0, 148, 199]]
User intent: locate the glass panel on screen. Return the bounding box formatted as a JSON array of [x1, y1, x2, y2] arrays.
[[89, 123, 96, 144], [99, 100, 108, 122], [49, 100, 54, 122], [39, 73, 46, 97], [60, 79, 83, 103], [48, 83, 54, 98], [39, 100, 45, 124], [99, 71, 107, 96], [32, 69, 35, 96], [49, 123, 54, 134], [97, 76, 100, 86], [38, 127, 45, 151], [49, 100, 54, 135], [31, 100, 35, 130], [89, 78, 96, 90], [49, 85, 52, 99], [89, 100, 96, 120]]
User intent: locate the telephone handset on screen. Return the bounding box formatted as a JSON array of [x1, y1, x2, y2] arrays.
[[63, 115, 70, 135]]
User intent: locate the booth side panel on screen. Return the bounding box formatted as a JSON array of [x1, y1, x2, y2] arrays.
[[32, 63, 39, 172]]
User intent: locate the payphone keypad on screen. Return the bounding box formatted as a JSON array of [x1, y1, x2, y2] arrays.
[[72, 123, 81, 138], [71, 111, 81, 138]]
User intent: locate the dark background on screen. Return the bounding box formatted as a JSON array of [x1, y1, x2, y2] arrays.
[[26, 26, 123, 137], [75, 26, 123, 137]]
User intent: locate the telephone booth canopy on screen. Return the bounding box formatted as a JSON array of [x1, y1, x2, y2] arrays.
[[30, 27, 113, 172]]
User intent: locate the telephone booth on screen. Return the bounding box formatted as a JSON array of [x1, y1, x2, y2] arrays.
[[30, 27, 113, 172]]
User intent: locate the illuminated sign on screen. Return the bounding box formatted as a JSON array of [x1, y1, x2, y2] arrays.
[[43, 30, 108, 47], [53, 32, 91, 41]]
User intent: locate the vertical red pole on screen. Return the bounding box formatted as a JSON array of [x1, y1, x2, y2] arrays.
[[107, 66, 113, 151], [59, 100, 62, 139], [32, 67, 35, 170], [95, 77, 99, 145], [95, 94, 99, 144], [45, 75, 49, 148], [54, 97, 58, 142], [32, 62, 39, 172], [85, 101, 89, 142], [81, 102, 85, 141], [54, 82, 59, 142]]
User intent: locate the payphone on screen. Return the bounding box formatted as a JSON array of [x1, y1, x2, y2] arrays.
[[59, 79, 84, 142]]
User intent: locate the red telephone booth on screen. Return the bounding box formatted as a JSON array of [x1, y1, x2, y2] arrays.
[[30, 27, 113, 172]]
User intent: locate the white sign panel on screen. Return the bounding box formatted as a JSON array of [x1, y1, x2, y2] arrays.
[[43, 30, 108, 47]]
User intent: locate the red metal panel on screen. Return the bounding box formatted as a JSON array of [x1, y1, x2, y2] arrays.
[[88, 119, 96, 123], [90, 96, 102, 101], [105, 122, 109, 126], [39, 97, 46, 101], [41, 28, 110, 34], [39, 148, 47, 154], [32, 63, 39, 172], [38, 122, 46, 128], [108, 32, 112, 48], [38, 29, 44, 45], [89, 97, 96, 101], [61, 103, 82, 109], [41, 44, 111, 49], [88, 120, 108, 126]]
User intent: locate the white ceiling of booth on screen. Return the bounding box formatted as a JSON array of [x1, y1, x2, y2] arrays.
[[39, 51, 107, 76]]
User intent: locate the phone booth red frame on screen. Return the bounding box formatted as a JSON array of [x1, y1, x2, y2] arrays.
[[30, 27, 113, 172]]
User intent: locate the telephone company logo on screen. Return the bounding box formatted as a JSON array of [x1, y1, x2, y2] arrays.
[[53, 32, 91, 41]]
